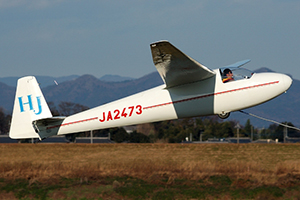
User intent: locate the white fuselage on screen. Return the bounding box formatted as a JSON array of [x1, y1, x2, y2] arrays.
[[45, 70, 291, 136]]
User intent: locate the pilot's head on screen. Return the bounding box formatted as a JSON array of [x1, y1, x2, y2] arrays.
[[223, 68, 233, 77]]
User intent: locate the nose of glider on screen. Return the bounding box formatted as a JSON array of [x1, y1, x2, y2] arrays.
[[281, 74, 292, 92]]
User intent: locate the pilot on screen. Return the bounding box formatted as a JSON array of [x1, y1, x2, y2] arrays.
[[222, 68, 234, 83]]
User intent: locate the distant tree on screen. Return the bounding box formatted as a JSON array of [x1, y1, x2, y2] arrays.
[[202, 118, 219, 140], [129, 131, 150, 143], [153, 121, 174, 140], [262, 129, 272, 139], [51, 101, 89, 141], [93, 129, 111, 137], [0, 107, 10, 134], [270, 122, 300, 142], [48, 101, 60, 116], [110, 127, 129, 143], [192, 118, 202, 139], [281, 122, 300, 138], [219, 121, 234, 138], [266, 123, 279, 141], [244, 119, 252, 136], [58, 101, 89, 116], [174, 129, 189, 143], [136, 123, 156, 136]]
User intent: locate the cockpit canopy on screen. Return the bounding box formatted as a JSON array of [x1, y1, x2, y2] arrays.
[[220, 67, 254, 82]]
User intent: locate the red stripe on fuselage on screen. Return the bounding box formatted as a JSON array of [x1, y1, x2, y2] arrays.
[[46, 117, 98, 130], [143, 81, 279, 110]]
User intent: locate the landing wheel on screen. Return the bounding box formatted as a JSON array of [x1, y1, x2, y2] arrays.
[[218, 112, 230, 119]]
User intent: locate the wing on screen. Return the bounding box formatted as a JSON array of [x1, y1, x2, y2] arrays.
[[150, 41, 215, 88]]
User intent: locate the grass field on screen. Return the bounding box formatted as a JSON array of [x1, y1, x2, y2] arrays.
[[1, 143, 300, 199]]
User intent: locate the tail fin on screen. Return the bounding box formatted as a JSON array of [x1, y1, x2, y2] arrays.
[[9, 76, 53, 139]]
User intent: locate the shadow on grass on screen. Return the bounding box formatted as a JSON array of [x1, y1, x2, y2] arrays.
[[0, 175, 299, 199]]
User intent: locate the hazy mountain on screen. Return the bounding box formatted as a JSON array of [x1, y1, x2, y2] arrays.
[[0, 75, 79, 88], [0, 74, 134, 87], [43, 72, 162, 108], [0, 82, 15, 112], [99, 74, 134, 82], [254, 67, 275, 73], [0, 68, 299, 127]]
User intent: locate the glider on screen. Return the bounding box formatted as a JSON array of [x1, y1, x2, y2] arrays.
[[9, 41, 292, 140]]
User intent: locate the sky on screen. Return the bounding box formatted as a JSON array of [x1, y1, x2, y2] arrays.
[[1, 0, 300, 80]]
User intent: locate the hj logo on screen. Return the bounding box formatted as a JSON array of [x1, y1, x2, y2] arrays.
[[18, 95, 42, 115]]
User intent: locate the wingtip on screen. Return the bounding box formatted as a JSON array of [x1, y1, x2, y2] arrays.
[[150, 40, 169, 47]]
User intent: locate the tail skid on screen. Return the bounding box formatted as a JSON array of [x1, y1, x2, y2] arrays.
[[9, 76, 57, 139]]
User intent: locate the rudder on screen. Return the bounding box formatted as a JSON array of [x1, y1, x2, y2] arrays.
[[9, 76, 53, 139]]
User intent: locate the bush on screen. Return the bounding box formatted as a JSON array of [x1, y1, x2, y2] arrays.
[[129, 131, 150, 143]]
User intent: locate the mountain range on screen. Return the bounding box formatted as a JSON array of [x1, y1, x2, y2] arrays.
[[0, 69, 299, 128], [0, 74, 134, 88]]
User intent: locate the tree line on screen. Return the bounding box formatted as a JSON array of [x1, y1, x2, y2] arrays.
[[0, 101, 299, 143], [146, 117, 299, 143]]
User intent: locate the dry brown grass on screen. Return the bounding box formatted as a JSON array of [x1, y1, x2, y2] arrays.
[[1, 143, 300, 185]]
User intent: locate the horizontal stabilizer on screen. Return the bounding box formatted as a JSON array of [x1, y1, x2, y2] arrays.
[[33, 116, 66, 140]]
